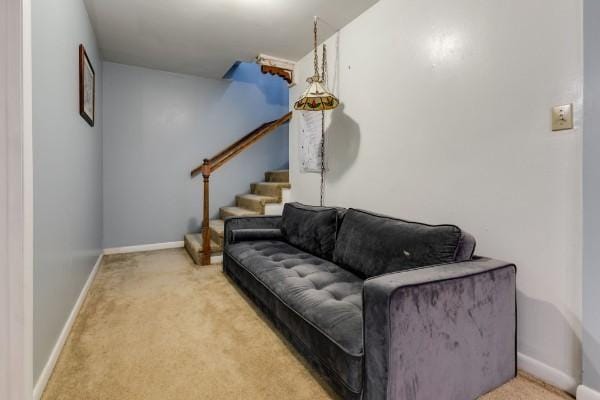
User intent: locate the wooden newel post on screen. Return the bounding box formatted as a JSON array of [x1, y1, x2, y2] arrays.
[[201, 159, 211, 265]]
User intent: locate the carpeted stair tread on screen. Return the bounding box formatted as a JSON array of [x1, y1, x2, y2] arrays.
[[220, 206, 260, 219], [251, 182, 291, 200], [186, 168, 290, 264], [264, 169, 289, 183], [251, 181, 291, 187], [236, 194, 279, 213]]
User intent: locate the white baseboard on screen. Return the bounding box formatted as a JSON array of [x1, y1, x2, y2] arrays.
[[518, 352, 578, 395], [578, 385, 600, 400], [104, 241, 221, 264], [33, 253, 103, 400], [103, 241, 184, 255]]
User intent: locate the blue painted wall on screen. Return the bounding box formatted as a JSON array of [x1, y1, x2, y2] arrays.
[[32, 0, 103, 382], [102, 62, 289, 248], [224, 62, 288, 106]]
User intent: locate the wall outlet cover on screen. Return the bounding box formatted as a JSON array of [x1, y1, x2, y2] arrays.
[[552, 104, 573, 131]]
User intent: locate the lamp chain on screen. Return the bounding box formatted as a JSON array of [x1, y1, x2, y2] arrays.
[[321, 43, 328, 84], [313, 17, 319, 79], [320, 110, 325, 207], [320, 43, 327, 207]]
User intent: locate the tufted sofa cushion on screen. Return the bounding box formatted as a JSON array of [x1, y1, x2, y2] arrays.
[[225, 239, 364, 394]]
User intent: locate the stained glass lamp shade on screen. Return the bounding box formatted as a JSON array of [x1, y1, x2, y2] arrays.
[[294, 76, 339, 111]]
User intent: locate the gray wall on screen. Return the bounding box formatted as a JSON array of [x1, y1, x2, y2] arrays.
[[32, 0, 103, 382], [583, 0, 600, 392], [102, 62, 289, 248]]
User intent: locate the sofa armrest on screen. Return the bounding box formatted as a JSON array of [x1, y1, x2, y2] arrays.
[[362, 257, 516, 400], [224, 215, 283, 249]]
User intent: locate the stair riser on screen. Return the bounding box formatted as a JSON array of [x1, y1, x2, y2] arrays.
[[220, 208, 258, 219], [209, 220, 224, 239], [265, 170, 289, 183], [236, 195, 265, 213], [184, 233, 222, 252], [184, 240, 201, 265], [210, 228, 223, 247], [220, 209, 236, 219], [184, 233, 222, 266], [250, 183, 290, 201]]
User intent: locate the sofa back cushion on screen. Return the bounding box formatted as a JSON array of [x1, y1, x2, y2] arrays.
[[456, 231, 477, 262], [281, 203, 338, 260], [333, 209, 469, 278]]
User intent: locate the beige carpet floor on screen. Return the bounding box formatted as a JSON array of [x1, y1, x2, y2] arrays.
[[42, 249, 573, 400]]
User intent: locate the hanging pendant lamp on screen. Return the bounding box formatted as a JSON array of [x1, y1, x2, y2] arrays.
[[294, 17, 339, 111]]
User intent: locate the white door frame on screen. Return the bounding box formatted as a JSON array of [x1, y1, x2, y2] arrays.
[[1, 0, 33, 398]]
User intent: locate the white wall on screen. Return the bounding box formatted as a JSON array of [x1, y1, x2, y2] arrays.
[[102, 62, 289, 248], [582, 0, 600, 393], [32, 0, 103, 384], [0, 0, 33, 397], [290, 0, 583, 391]]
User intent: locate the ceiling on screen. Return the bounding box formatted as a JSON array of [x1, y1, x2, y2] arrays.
[[84, 0, 379, 79]]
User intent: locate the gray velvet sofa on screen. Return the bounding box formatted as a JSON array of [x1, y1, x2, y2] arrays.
[[223, 203, 516, 400]]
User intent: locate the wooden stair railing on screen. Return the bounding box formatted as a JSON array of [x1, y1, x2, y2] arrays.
[[190, 111, 292, 265]]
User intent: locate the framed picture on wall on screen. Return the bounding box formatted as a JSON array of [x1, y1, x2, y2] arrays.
[[79, 44, 95, 126]]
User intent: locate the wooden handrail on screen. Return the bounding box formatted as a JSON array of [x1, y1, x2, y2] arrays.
[[190, 111, 292, 265], [191, 111, 292, 178], [209, 122, 270, 165]]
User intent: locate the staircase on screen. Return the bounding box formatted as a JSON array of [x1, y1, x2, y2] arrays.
[[185, 169, 290, 264], [187, 111, 291, 265]]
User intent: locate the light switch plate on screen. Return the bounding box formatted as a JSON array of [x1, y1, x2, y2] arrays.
[[552, 104, 573, 131]]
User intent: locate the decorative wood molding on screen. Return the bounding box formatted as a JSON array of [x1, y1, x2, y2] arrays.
[[256, 54, 295, 86], [260, 65, 293, 84], [256, 54, 295, 70]]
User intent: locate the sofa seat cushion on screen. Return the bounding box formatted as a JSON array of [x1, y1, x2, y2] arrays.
[[225, 240, 364, 393]]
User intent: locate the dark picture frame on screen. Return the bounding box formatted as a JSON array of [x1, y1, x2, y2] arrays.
[[79, 44, 95, 126]]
